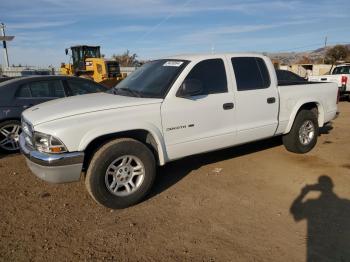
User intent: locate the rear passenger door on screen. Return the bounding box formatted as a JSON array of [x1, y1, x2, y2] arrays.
[[161, 58, 237, 160], [230, 56, 279, 143]]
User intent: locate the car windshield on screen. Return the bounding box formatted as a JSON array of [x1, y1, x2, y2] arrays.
[[114, 59, 188, 98], [332, 66, 350, 74]]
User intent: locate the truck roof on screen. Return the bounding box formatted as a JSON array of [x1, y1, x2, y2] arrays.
[[334, 64, 350, 67], [166, 52, 267, 61]]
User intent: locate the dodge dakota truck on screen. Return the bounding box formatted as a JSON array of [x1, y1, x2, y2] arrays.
[[308, 64, 350, 97], [20, 53, 339, 209]]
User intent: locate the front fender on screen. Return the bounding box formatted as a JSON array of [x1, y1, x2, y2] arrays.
[[78, 122, 168, 165], [33, 103, 167, 165]]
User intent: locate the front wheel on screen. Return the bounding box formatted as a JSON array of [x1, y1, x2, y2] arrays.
[[85, 138, 156, 209], [282, 110, 319, 154], [0, 120, 22, 153]]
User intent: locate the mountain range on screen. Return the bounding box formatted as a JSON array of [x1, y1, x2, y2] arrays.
[[267, 44, 350, 65]]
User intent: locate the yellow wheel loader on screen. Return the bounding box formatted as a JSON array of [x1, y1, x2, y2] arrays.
[[60, 45, 125, 87]]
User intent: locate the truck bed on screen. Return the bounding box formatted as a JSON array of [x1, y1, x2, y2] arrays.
[[276, 82, 338, 135]]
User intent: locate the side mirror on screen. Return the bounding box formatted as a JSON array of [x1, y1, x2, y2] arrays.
[[65, 48, 68, 55], [178, 79, 203, 97]]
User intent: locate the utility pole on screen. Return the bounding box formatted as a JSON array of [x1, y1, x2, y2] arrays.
[[0, 23, 15, 69], [323, 36, 328, 64], [211, 43, 215, 54]]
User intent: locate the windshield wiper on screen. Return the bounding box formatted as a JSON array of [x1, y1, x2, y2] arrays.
[[114, 87, 143, 97]]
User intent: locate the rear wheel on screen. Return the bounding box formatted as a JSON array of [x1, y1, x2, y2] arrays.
[[282, 110, 319, 153], [0, 120, 21, 153], [85, 138, 156, 209]]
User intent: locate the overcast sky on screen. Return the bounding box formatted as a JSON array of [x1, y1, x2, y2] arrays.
[[1, 0, 350, 67]]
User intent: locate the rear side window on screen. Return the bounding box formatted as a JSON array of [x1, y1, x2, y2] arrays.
[[184, 59, 227, 95], [67, 79, 107, 95], [231, 57, 270, 91], [16, 86, 31, 97], [17, 80, 65, 98]]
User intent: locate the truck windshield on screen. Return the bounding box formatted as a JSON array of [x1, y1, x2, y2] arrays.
[[332, 66, 350, 74], [114, 59, 188, 98]]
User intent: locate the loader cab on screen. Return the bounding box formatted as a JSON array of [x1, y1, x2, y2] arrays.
[[70, 45, 101, 72]]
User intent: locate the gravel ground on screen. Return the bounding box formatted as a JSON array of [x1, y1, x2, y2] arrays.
[[0, 102, 349, 262]]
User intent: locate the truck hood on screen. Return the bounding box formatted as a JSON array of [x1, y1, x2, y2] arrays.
[[22, 93, 163, 125]]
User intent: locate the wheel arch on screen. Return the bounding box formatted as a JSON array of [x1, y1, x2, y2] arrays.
[[82, 128, 167, 170], [285, 101, 324, 134]]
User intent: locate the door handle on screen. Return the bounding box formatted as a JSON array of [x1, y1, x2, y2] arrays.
[[223, 103, 234, 110], [267, 97, 276, 104]]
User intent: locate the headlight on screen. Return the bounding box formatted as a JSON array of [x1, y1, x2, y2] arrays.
[[33, 132, 68, 154], [85, 61, 93, 66]]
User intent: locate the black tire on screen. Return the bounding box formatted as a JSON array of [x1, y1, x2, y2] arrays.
[[282, 110, 319, 154], [85, 138, 156, 209], [0, 120, 21, 153]]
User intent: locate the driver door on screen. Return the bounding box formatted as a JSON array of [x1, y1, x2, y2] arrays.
[[161, 58, 237, 160]]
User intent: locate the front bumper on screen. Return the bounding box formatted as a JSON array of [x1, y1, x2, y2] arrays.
[[19, 134, 84, 183]]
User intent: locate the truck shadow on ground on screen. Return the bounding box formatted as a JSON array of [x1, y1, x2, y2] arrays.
[[148, 136, 283, 200], [319, 124, 333, 135], [290, 176, 350, 262], [150, 123, 334, 200]]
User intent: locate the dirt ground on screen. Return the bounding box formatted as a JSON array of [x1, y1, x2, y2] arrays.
[[1, 102, 350, 262]]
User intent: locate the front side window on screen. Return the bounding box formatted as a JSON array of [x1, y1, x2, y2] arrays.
[[67, 79, 107, 95], [183, 59, 228, 95], [114, 59, 188, 98], [231, 57, 271, 91]]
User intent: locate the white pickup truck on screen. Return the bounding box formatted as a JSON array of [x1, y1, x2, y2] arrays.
[[20, 53, 338, 209], [309, 64, 350, 97]]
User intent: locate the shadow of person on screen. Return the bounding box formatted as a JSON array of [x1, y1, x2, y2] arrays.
[[290, 176, 350, 262]]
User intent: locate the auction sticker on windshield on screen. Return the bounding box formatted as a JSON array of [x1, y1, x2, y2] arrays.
[[163, 61, 183, 67]]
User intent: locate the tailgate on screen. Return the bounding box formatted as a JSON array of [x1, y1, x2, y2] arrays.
[[309, 75, 341, 86]]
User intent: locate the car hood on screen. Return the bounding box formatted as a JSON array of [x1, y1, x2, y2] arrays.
[[22, 93, 163, 125]]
